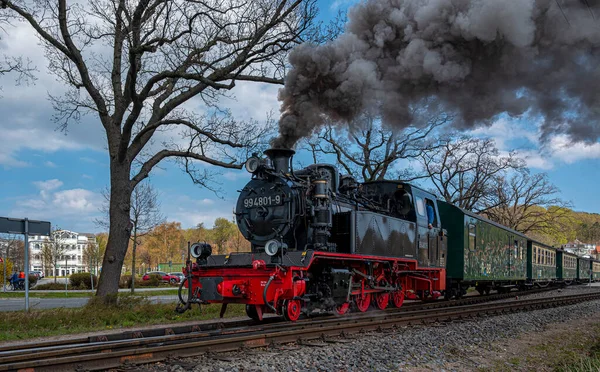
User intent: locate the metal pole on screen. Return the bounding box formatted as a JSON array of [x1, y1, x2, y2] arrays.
[[65, 255, 68, 295], [3, 250, 6, 293], [24, 218, 29, 312]]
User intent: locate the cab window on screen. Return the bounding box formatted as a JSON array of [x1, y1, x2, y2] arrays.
[[415, 197, 425, 217]]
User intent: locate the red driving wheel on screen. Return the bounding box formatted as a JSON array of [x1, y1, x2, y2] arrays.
[[283, 299, 302, 321], [375, 293, 389, 310], [392, 289, 405, 308], [335, 302, 350, 315], [354, 293, 371, 312]]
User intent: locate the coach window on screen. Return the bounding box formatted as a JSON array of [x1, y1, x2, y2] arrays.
[[468, 223, 476, 252]]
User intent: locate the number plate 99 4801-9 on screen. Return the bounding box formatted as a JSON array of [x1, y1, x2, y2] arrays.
[[243, 195, 283, 208]]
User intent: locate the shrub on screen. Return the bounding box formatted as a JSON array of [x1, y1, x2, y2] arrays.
[[118, 275, 144, 289], [35, 283, 74, 290], [28, 275, 38, 288], [146, 274, 161, 287], [69, 273, 98, 289]]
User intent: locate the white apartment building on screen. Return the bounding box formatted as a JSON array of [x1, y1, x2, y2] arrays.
[[29, 230, 97, 276]]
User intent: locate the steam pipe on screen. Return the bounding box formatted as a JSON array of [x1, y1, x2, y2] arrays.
[[263, 275, 277, 313]]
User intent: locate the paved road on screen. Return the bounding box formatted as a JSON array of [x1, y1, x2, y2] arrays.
[[0, 295, 179, 312]]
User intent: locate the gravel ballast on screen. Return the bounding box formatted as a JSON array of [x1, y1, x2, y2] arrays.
[[139, 287, 600, 372]]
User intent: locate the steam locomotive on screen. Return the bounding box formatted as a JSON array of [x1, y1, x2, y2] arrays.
[[180, 149, 599, 321]]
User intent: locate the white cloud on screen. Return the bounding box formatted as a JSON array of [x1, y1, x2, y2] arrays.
[[44, 161, 57, 168], [33, 179, 64, 192], [11, 179, 102, 231], [469, 118, 538, 150], [161, 195, 232, 228], [223, 171, 245, 181], [470, 118, 600, 170], [330, 0, 357, 10], [51, 189, 100, 213]]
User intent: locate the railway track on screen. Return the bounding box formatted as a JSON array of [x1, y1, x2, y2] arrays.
[[0, 286, 552, 355], [0, 288, 592, 371]]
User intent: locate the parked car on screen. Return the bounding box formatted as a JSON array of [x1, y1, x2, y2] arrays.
[[142, 271, 180, 284], [169, 272, 185, 283], [30, 270, 44, 278]]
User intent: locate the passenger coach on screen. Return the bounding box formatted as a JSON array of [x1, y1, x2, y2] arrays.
[[527, 240, 557, 287], [438, 201, 528, 297]]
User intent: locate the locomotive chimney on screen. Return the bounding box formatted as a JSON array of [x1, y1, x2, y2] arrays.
[[264, 148, 295, 174]]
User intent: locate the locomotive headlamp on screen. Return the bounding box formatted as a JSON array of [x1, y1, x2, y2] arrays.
[[245, 156, 260, 173], [191, 242, 212, 259], [264, 239, 287, 256]]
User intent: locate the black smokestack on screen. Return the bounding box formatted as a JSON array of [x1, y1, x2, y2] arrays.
[[265, 148, 295, 174], [273, 0, 600, 148]]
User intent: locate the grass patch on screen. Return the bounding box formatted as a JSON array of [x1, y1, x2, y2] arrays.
[[0, 295, 245, 342], [0, 289, 179, 299], [554, 325, 600, 372]]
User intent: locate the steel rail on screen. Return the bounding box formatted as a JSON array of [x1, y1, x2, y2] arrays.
[[0, 286, 554, 356], [1, 291, 599, 371]]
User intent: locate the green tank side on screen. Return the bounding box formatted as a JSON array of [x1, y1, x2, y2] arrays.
[[437, 201, 465, 280]]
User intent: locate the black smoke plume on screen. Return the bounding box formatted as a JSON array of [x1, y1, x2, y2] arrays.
[[274, 0, 600, 148]]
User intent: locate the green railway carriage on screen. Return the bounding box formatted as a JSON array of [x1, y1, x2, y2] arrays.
[[438, 201, 528, 297], [527, 241, 557, 286], [592, 260, 600, 282], [556, 249, 578, 284], [577, 257, 592, 283]]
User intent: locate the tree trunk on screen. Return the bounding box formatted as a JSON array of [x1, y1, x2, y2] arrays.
[[131, 229, 137, 294], [96, 161, 132, 302]]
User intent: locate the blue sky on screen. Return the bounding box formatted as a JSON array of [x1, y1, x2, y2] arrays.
[[0, 0, 599, 233]]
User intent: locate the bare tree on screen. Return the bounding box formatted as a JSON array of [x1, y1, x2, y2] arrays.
[[43, 230, 68, 283], [482, 170, 572, 234], [83, 241, 102, 275], [1, 0, 321, 301], [97, 181, 164, 292], [416, 136, 524, 212], [0, 234, 25, 271], [306, 112, 451, 182], [127, 182, 163, 292], [40, 242, 53, 276]]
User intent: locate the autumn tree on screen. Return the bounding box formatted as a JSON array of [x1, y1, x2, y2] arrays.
[[212, 218, 236, 254], [184, 223, 210, 245], [1, 0, 321, 301], [146, 222, 185, 269], [306, 111, 451, 182]]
